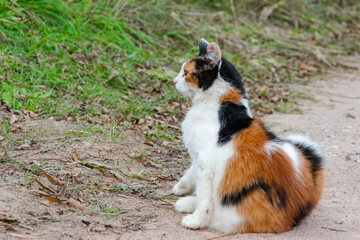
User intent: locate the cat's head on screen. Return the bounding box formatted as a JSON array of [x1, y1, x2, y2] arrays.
[[174, 38, 222, 98]]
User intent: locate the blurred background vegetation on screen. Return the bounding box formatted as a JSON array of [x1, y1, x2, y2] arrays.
[[0, 0, 359, 123]]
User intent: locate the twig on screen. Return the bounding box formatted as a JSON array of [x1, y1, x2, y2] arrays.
[[321, 226, 347, 232], [207, 233, 236, 240], [21, 157, 67, 162], [336, 94, 360, 99]]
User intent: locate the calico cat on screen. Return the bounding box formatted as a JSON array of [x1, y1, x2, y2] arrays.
[[172, 38, 324, 233]]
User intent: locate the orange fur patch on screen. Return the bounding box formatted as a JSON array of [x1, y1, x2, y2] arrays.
[[219, 88, 242, 103], [219, 119, 324, 233], [183, 60, 198, 86]]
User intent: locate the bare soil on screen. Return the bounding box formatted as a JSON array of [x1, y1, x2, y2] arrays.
[[1, 57, 360, 240]]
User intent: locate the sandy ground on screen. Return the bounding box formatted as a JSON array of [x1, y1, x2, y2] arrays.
[[122, 58, 360, 240], [1, 57, 359, 239]]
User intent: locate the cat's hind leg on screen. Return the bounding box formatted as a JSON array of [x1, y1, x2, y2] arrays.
[[175, 196, 196, 213]]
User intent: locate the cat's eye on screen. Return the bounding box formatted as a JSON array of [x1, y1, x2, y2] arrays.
[[184, 70, 188, 75]]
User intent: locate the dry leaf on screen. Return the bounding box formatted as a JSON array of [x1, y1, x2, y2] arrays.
[[0, 221, 16, 232], [67, 198, 84, 210], [11, 122, 25, 132], [35, 179, 56, 194], [0, 147, 6, 158], [29, 189, 61, 203], [72, 148, 81, 162], [108, 70, 119, 80], [122, 170, 148, 181], [81, 161, 108, 175], [259, 2, 281, 22], [101, 107, 110, 115], [39, 169, 62, 186], [0, 136, 4, 141], [29, 111, 37, 118], [17, 142, 31, 150], [9, 114, 18, 125], [110, 170, 123, 180], [0, 213, 19, 232], [9, 233, 42, 239]]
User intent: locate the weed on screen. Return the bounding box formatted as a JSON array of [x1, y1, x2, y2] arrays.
[[113, 183, 141, 192], [277, 99, 296, 113], [25, 163, 39, 186], [102, 201, 120, 218], [0, 0, 359, 120]]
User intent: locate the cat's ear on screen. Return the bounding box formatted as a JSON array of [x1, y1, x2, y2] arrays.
[[198, 38, 209, 56], [204, 42, 221, 69]]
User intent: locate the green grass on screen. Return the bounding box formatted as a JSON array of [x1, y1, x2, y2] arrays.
[[0, 0, 359, 125]]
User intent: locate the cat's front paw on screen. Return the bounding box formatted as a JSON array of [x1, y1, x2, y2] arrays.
[[181, 214, 207, 230], [175, 196, 196, 213], [173, 181, 193, 196]]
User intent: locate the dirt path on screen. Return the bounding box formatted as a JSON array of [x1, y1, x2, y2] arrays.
[[121, 58, 360, 240], [1, 58, 360, 240]]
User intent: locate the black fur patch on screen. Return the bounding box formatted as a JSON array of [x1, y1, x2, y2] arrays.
[[293, 201, 314, 226], [192, 56, 246, 95], [222, 180, 287, 209], [219, 58, 246, 97], [221, 180, 273, 206], [198, 40, 208, 56], [293, 142, 323, 180], [261, 123, 285, 143], [275, 186, 287, 208], [193, 58, 219, 90], [218, 101, 253, 145]]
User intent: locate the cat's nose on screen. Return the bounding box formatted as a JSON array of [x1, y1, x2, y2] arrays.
[[173, 78, 178, 85]]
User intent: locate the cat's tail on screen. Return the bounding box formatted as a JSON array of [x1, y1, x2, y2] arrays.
[[286, 135, 324, 185]]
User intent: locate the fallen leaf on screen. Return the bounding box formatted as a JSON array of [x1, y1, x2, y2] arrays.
[[81, 161, 109, 175], [0, 136, 5, 141], [108, 70, 119, 80], [1, 100, 10, 111], [110, 170, 124, 180], [39, 169, 62, 186], [0, 221, 16, 232], [11, 122, 25, 132], [72, 148, 81, 162], [122, 170, 148, 181], [101, 107, 110, 115], [345, 155, 351, 161], [9, 114, 18, 125], [67, 198, 84, 210], [29, 111, 37, 118], [29, 189, 61, 203], [0, 147, 6, 158], [35, 179, 56, 194], [17, 142, 31, 150], [9, 233, 43, 239]]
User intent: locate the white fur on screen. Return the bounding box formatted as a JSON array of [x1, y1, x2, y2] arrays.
[[240, 98, 253, 118], [281, 142, 301, 176], [174, 62, 197, 98], [286, 134, 322, 158], [175, 196, 197, 213], [173, 66, 244, 231], [265, 141, 301, 177]]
